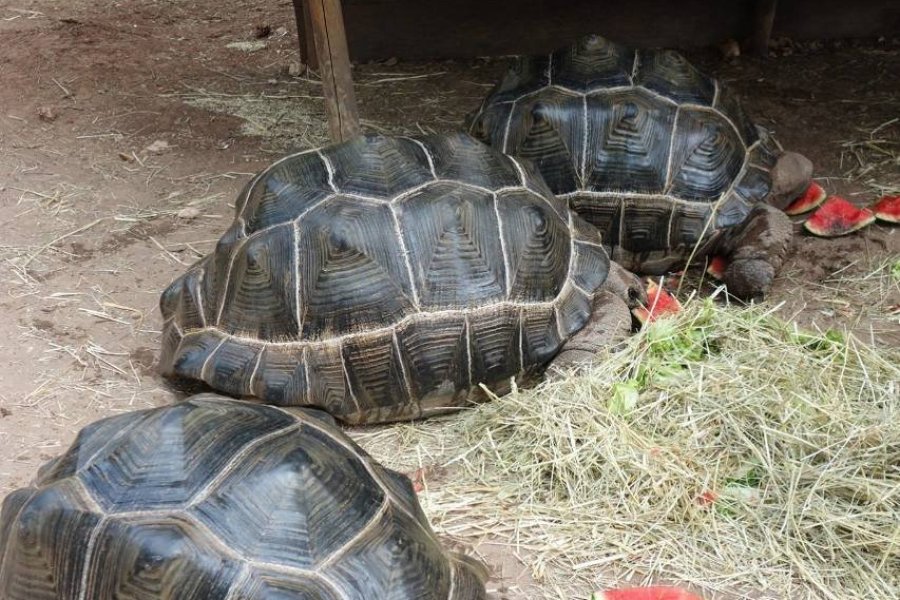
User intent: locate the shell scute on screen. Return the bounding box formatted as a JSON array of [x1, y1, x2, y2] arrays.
[[584, 89, 676, 194], [395, 315, 471, 411], [241, 152, 332, 232], [327, 135, 432, 198], [190, 423, 384, 570], [507, 91, 584, 194], [395, 184, 506, 310], [634, 49, 715, 105], [550, 34, 635, 91], [419, 133, 519, 189], [520, 306, 564, 369], [218, 225, 299, 340], [251, 345, 308, 405], [77, 399, 295, 512], [468, 306, 522, 385], [87, 516, 241, 599], [496, 189, 570, 302], [485, 56, 551, 104], [667, 107, 745, 201], [0, 482, 100, 600], [297, 198, 415, 339], [342, 332, 415, 423]]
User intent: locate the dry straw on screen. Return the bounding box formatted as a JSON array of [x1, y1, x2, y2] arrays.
[[358, 298, 899, 599], [839, 118, 899, 197]]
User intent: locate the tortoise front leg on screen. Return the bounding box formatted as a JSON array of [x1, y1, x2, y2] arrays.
[[714, 203, 793, 300], [550, 262, 644, 369]]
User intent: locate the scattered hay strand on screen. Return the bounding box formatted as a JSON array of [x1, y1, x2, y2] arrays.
[[777, 256, 900, 346], [359, 300, 900, 599], [180, 89, 329, 149], [20, 217, 108, 268], [839, 118, 899, 196]]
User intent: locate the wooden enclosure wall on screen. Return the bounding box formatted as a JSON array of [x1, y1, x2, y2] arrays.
[[334, 0, 900, 61]]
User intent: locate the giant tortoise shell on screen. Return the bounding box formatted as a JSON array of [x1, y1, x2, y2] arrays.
[[0, 395, 487, 599], [467, 34, 802, 275], [159, 133, 614, 424]]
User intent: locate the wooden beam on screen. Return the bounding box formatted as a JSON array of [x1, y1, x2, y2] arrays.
[[290, 0, 318, 69], [747, 0, 778, 56], [306, 0, 361, 143]]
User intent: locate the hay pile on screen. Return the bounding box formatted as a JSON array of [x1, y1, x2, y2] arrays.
[[358, 299, 900, 599], [183, 91, 330, 149]]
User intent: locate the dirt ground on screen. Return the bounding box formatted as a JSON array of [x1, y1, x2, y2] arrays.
[[0, 0, 897, 597]]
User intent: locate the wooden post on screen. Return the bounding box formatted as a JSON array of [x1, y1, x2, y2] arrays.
[[290, 0, 318, 69], [306, 0, 361, 143], [747, 0, 777, 56]]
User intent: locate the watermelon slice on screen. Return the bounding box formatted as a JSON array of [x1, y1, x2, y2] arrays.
[[803, 196, 875, 237], [632, 280, 682, 325], [871, 195, 900, 224], [697, 490, 719, 507], [784, 181, 827, 215], [596, 586, 705, 600], [705, 256, 727, 281]]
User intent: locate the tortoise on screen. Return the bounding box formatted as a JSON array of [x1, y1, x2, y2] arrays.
[[158, 133, 643, 425], [466, 34, 813, 298], [0, 395, 488, 599]]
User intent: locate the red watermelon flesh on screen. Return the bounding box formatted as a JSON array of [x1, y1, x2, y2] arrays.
[[705, 256, 727, 281], [803, 196, 875, 237], [600, 586, 705, 600], [871, 195, 900, 223], [785, 181, 827, 215], [632, 280, 682, 325]]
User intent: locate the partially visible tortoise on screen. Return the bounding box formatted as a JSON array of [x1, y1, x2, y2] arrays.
[[467, 34, 813, 298], [0, 395, 487, 599], [159, 133, 643, 424]]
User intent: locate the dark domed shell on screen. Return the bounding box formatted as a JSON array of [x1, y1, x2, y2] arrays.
[[0, 396, 487, 600], [467, 35, 782, 274], [159, 134, 612, 424]]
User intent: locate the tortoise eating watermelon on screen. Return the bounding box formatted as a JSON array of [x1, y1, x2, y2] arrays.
[[467, 34, 813, 299]]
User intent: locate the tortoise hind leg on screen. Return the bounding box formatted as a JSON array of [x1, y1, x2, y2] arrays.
[[715, 203, 792, 300]]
